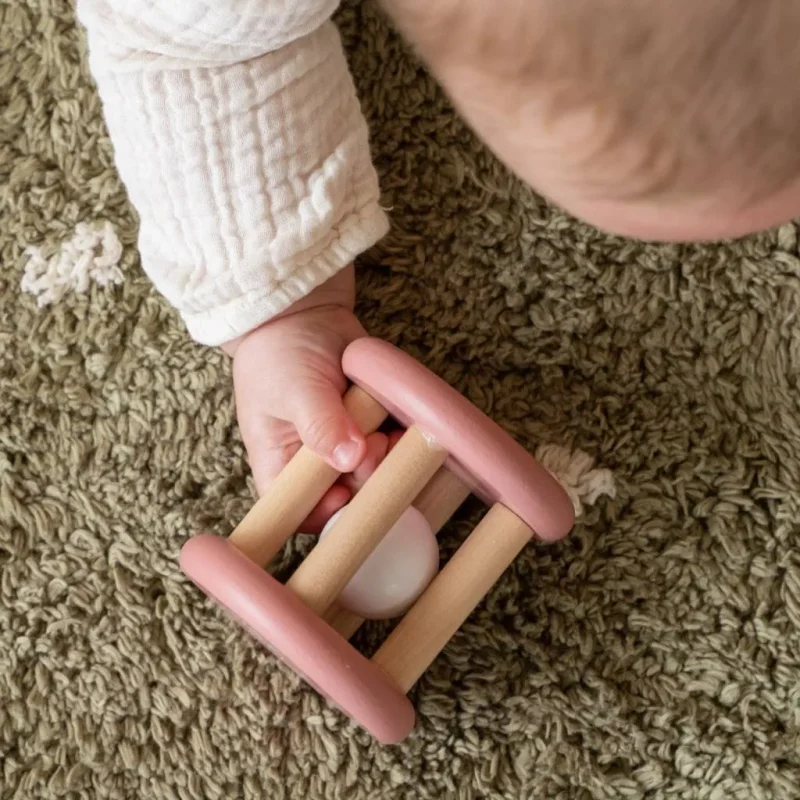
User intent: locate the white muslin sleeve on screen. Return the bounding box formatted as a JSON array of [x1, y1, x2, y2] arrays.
[[77, 0, 389, 345]]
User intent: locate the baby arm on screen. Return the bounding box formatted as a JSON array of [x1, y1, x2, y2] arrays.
[[78, 0, 390, 525]]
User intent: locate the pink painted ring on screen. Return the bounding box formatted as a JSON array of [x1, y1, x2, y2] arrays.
[[343, 338, 574, 540], [180, 535, 415, 744]]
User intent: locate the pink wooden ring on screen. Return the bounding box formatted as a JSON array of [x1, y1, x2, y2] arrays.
[[180, 535, 415, 744], [343, 338, 574, 540]]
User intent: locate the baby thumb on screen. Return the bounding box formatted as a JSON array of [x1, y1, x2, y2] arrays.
[[293, 383, 366, 473]]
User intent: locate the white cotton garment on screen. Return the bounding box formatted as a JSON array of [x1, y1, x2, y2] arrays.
[[77, 0, 389, 345]]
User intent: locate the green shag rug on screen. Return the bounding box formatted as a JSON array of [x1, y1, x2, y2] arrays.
[[2, 1, 800, 798]]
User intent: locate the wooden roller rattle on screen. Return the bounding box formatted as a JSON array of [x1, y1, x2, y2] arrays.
[[180, 338, 574, 743]]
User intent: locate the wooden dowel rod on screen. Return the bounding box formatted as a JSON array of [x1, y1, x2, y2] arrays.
[[413, 468, 473, 534], [323, 605, 366, 642], [287, 426, 447, 617], [371, 503, 532, 693], [325, 468, 471, 639], [228, 386, 388, 568]]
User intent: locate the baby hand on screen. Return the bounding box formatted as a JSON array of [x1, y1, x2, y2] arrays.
[[222, 266, 391, 531]]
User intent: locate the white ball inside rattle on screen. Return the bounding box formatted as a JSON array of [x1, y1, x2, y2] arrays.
[[320, 505, 439, 620]]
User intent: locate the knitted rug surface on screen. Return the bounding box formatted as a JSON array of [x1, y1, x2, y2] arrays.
[[2, 2, 800, 798]]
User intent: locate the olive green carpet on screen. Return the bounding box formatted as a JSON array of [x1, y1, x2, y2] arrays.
[[2, 1, 800, 798]]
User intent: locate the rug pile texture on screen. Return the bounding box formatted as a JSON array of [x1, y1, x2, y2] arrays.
[[2, 2, 800, 798]]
